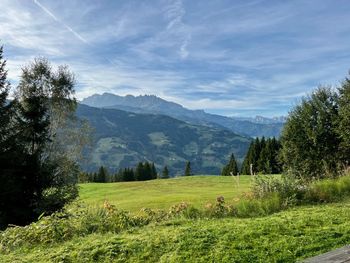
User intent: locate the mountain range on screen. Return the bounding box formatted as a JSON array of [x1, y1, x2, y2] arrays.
[[77, 104, 251, 175], [81, 93, 285, 138]]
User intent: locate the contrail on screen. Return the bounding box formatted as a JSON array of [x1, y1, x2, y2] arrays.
[[33, 0, 88, 44]]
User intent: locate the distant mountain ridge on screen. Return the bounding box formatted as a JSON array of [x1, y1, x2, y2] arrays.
[[81, 93, 285, 138], [76, 104, 251, 175]]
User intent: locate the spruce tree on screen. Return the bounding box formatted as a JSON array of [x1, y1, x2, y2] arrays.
[[151, 163, 157, 179], [161, 166, 169, 179], [184, 161, 192, 176], [135, 162, 145, 181], [144, 162, 152, 180], [257, 140, 269, 174], [97, 166, 107, 183], [241, 140, 257, 175], [0, 45, 23, 228], [222, 153, 238, 176]]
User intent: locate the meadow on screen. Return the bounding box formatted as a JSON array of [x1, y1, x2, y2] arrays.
[[2, 174, 350, 262], [79, 175, 252, 211]]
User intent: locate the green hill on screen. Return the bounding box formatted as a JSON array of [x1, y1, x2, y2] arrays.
[[77, 104, 251, 174]]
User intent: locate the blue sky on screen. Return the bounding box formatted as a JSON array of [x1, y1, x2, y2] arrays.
[[1, 0, 350, 117]]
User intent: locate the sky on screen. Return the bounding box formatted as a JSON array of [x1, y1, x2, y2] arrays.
[[1, 0, 350, 117]]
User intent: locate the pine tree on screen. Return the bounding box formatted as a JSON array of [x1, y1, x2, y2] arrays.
[[161, 166, 169, 179], [257, 140, 269, 173], [97, 166, 107, 183], [184, 161, 192, 176], [222, 153, 238, 176], [144, 162, 152, 180], [241, 140, 256, 175], [135, 162, 145, 181], [151, 163, 157, 179], [0, 45, 23, 228]]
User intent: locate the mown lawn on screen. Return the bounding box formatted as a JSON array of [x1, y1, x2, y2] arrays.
[[2, 200, 350, 262], [79, 175, 252, 211]]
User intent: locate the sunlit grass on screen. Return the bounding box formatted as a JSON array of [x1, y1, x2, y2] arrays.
[[79, 175, 252, 211]]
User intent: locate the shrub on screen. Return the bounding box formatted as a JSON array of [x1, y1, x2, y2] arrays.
[[168, 202, 201, 219], [203, 196, 230, 218]]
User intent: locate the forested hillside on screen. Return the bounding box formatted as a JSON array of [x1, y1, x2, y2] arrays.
[[77, 104, 251, 175]]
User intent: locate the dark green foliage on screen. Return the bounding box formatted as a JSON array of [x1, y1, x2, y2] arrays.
[[151, 163, 157, 179], [337, 76, 350, 164], [161, 166, 170, 179], [184, 161, 192, 176], [0, 51, 80, 228], [96, 166, 108, 183], [281, 87, 341, 179], [79, 161, 157, 183], [121, 168, 135, 182], [241, 137, 282, 175], [135, 161, 155, 181], [221, 153, 238, 176]]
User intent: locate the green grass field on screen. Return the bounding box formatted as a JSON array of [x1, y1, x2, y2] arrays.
[[3, 175, 350, 262], [79, 175, 252, 211]]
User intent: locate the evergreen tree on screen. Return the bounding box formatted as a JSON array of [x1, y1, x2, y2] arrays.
[[122, 168, 135, 181], [144, 162, 152, 180], [184, 161, 192, 176], [135, 162, 145, 181], [161, 166, 169, 179], [241, 139, 258, 175], [97, 166, 108, 183], [257, 139, 269, 173], [0, 45, 24, 228], [151, 163, 157, 179], [222, 153, 238, 176]]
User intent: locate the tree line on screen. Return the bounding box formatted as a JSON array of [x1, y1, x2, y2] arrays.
[[79, 161, 193, 183], [221, 137, 282, 176]]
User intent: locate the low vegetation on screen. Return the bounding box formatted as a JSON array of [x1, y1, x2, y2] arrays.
[[2, 173, 350, 262]]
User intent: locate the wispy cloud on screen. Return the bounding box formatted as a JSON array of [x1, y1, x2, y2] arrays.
[[33, 0, 88, 44], [1, 0, 350, 117]]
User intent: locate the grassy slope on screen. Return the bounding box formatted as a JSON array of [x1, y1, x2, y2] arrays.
[[2, 201, 350, 262], [79, 176, 252, 211]]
